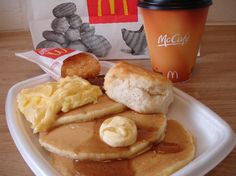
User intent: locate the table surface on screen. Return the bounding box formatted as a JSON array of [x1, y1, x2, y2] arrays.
[[0, 25, 235, 176]]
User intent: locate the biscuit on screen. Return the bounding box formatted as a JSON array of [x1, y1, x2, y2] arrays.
[[104, 62, 174, 114]]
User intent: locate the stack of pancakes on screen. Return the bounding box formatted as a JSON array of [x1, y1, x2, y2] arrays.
[[39, 98, 167, 161], [38, 62, 196, 176]]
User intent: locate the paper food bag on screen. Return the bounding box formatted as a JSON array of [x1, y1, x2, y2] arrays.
[[15, 48, 94, 80], [15, 48, 113, 80], [27, 0, 148, 60]]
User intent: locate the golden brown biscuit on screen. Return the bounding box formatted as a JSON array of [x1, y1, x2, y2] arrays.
[[61, 53, 101, 78], [104, 62, 174, 114]]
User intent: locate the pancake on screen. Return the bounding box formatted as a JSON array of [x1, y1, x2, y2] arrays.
[[40, 110, 167, 161], [53, 95, 127, 127], [131, 120, 195, 176], [50, 120, 195, 176]]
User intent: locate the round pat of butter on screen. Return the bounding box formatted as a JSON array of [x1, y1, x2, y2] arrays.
[[99, 116, 137, 147]]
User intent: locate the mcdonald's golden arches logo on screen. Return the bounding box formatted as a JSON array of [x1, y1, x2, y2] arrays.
[[35, 48, 74, 59], [87, 0, 138, 24]]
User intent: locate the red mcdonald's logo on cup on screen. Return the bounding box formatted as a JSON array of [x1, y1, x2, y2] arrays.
[[35, 48, 74, 59], [87, 0, 138, 24]]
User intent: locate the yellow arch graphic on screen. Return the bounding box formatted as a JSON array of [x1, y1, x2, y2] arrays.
[[47, 48, 68, 56], [109, 0, 115, 14], [97, 0, 129, 16], [98, 0, 102, 16], [123, 0, 128, 16]]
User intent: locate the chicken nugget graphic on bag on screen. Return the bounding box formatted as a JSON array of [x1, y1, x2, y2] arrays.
[[81, 26, 112, 57]]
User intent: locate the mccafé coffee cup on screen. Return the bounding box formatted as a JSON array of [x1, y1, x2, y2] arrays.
[[138, 0, 212, 82]]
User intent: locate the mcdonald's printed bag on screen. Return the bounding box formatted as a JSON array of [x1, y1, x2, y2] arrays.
[[15, 48, 99, 80], [27, 0, 148, 60]]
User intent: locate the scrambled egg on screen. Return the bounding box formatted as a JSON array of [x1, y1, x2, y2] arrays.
[[17, 76, 103, 133]]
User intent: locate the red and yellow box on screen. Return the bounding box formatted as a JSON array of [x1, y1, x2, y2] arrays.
[[87, 0, 138, 23]]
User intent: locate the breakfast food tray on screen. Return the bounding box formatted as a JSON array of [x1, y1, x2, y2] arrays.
[[6, 62, 235, 176]]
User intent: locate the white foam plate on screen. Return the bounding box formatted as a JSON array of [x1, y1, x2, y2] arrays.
[[6, 61, 236, 176]]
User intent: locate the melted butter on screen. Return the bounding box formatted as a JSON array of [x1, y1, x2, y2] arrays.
[[99, 116, 137, 147]]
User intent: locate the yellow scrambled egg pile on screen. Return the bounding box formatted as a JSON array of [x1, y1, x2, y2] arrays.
[[17, 76, 103, 133]]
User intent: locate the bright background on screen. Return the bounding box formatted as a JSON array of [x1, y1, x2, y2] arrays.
[[0, 0, 235, 31]]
